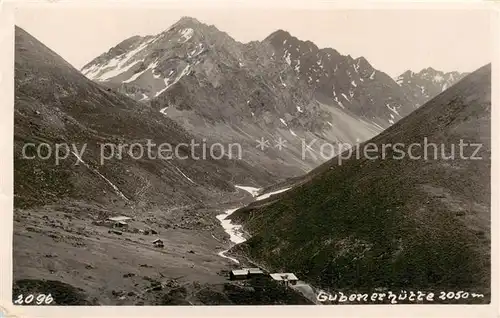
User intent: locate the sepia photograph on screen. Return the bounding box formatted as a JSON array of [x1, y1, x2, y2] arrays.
[[2, 0, 496, 313]]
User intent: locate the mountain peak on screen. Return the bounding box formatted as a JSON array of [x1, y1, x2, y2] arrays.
[[395, 66, 467, 103], [398, 70, 414, 78], [420, 66, 439, 74], [264, 29, 292, 42], [168, 16, 207, 32], [176, 16, 203, 25], [352, 56, 374, 72]]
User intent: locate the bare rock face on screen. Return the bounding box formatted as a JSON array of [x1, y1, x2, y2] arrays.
[[264, 29, 414, 127]]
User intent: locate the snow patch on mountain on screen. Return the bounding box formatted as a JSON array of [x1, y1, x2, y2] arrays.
[[101, 60, 142, 81], [179, 28, 194, 43], [83, 37, 155, 81], [256, 187, 292, 201], [235, 185, 261, 197], [434, 74, 444, 82], [155, 64, 191, 97], [294, 60, 301, 72], [386, 103, 400, 116], [284, 51, 292, 66], [123, 60, 159, 83]]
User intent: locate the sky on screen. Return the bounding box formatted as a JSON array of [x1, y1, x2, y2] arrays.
[[14, 5, 493, 78]]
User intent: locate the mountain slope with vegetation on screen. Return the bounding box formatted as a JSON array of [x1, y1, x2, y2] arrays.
[[231, 64, 491, 298], [14, 26, 274, 209]]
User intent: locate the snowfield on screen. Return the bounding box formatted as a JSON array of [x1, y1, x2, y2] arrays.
[[256, 187, 292, 201], [179, 28, 194, 43], [235, 185, 261, 197]]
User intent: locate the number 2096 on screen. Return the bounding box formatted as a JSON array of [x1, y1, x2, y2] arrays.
[[14, 294, 54, 305]]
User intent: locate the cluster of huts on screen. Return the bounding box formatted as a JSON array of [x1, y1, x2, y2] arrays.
[[99, 215, 164, 248], [229, 268, 265, 280], [229, 268, 299, 286]]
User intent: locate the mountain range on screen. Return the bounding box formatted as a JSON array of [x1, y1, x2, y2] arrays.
[[80, 17, 465, 179], [395, 67, 467, 107]]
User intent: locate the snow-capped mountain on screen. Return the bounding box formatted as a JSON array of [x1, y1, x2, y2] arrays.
[[14, 26, 275, 208], [264, 30, 415, 127], [395, 67, 467, 107], [80, 17, 467, 179], [82, 20, 417, 130], [81, 17, 387, 178]]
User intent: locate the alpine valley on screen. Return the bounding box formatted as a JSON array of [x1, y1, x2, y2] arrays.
[[13, 16, 487, 306]]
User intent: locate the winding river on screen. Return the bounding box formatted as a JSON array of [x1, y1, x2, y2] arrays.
[[215, 186, 291, 264], [215, 185, 320, 304]]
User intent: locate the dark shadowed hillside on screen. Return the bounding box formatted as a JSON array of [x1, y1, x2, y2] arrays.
[[231, 64, 491, 299], [14, 26, 274, 209]]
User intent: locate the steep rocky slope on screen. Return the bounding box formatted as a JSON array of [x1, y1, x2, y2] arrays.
[[265, 29, 415, 127], [231, 64, 491, 299], [81, 18, 468, 182]]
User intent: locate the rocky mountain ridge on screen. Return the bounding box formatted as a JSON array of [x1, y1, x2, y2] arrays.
[[81, 17, 388, 179], [395, 67, 467, 107]]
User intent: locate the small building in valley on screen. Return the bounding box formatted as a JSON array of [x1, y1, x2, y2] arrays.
[[242, 268, 265, 277], [143, 228, 158, 235], [113, 220, 129, 228], [229, 269, 249, 281], [269, 273, 299, 286], [108, 216, 132, 222], [152, 239, 164, 248], [229, 267, 266, 280], [107, 216, 132, 229]]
